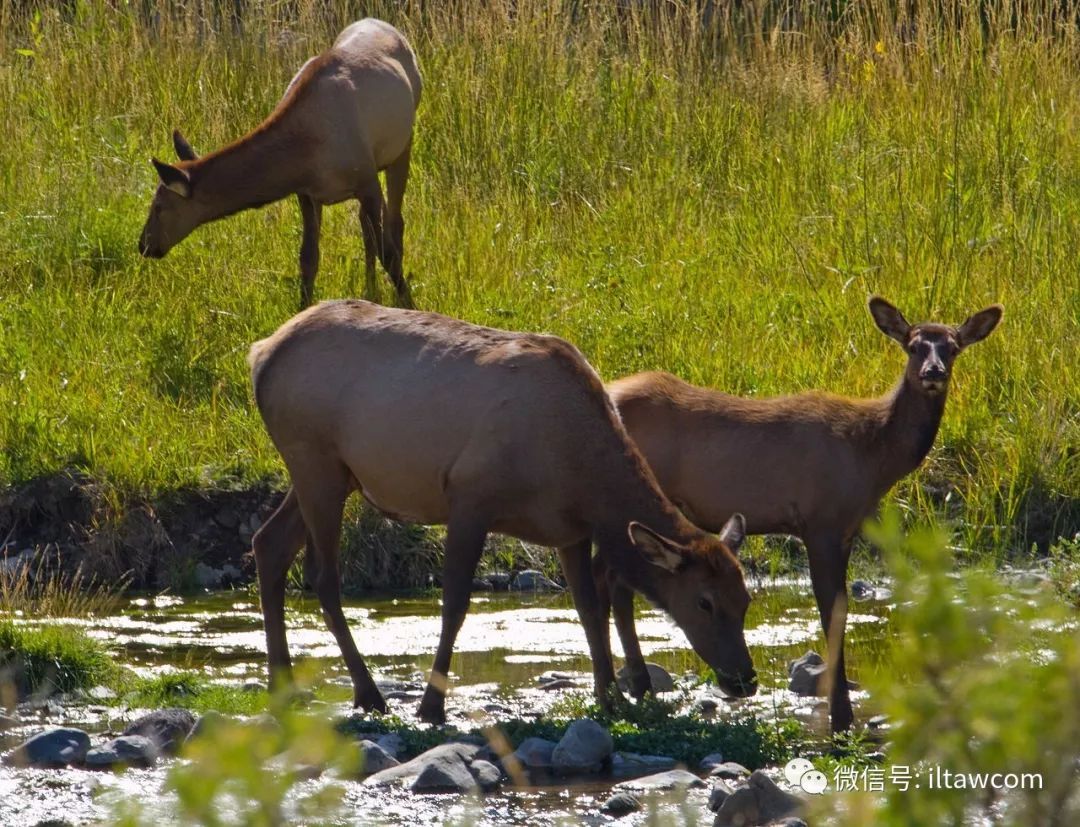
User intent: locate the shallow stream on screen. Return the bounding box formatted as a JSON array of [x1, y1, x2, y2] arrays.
[[0, 579, 895, 825]]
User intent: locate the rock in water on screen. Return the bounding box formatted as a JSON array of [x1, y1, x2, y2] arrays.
[[714, 770, 804, 826], [365, 742, 485, 794], [708, 779, 736, 812], [551, 719, 613, 774], [616, 662, 676, 693], [410, 755, 478, 793], [122, 708, 197, 755], [610, 751, 677, 776], [469, 759, 503, 791], [3, 727, 91, 768], [601, 792, 642, 816], [512, 737, 557, 771], [356, 740, 399, 776], [84, 735, 158, 769], [614, 769, 706, 791], [788, 651, 827, 697], [709, 761, 751, 780]]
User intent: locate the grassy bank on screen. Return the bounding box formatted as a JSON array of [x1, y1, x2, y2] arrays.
[[0, 0, 1076, 561]]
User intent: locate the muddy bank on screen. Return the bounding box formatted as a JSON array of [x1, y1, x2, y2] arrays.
[[0, 470, 556, 592]]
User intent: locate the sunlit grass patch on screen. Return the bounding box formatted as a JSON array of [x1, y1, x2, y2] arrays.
[[0, 619, 117, 699]]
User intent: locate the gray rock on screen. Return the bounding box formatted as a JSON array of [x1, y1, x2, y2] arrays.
[[469, 758, 502, 791], [551, 719, 613, 774], [709, 761, 751, 780], [471, 577, 494, 591], [867, 714, 889, 730], [700, 752, 726, 771], [601, 792, 641, 816], [788, 651, 827, 696], [376, 732, 404, 759], [3, 727, 91, 767], [486, 572, 511, 591], [714, 787, 760, 826], [242, 680, 267, 693], [539, 678, 579, 691], [617, 662, 676, 693], [767, 819, 808, 827], [714, 771, 804, 826], [122, 708, 197, 755], [364, 742, 482, 790], [356, 740, 400, 776], [850, 579, 874, 601], [84, 735, 158, 769], [411, 757, 478, 793], [615, 769, 706, 791], [610, 751, 677, 776], [709, 779, 736, 812], [510, 569, 562, 592], [537, 671, 576, 684], [513, 737, 557, 770]]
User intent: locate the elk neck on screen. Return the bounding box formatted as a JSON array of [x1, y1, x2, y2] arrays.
[[188, 117, 312, 221], [873, 374, 948, 489]]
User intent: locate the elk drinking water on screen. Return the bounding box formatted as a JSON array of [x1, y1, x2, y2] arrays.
[[247, 300, 757, 723], [139, 18, 421, 308], [597, 296, 1003, 732]]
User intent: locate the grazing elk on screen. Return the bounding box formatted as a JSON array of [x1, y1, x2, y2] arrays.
[[139, 18, 421, 308], [247, 300, 757, 723], [597, 296, 1003, 732]]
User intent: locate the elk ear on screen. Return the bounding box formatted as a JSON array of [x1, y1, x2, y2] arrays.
[[955, 304, 1003, 349], [868, 296, 911, 345], [628, 522, 685, 573], [172, 129, 198, 161], [718, 513, 747, 554], [152, 158, 192, 198]]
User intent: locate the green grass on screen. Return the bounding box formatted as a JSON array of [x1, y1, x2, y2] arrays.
[[0, 0, 1076, 559], [119, 671, 269, 716], [0, 619, 117, 696]]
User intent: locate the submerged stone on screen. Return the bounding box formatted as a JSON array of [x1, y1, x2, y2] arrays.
[[600, 792, 642, 816], [615, 768, 706, 792], [122, 708, 196, 755], [85, 735, 158, 769], [610, 751, 678, 776], [3, 727, 91, 768], [616, 662, 675, 693], [787, 651, 826, 697]]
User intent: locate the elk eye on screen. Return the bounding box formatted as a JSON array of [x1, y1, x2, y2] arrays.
[[698, 597, 713, 613]]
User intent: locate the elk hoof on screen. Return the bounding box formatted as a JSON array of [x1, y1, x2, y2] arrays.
[[356, 689, 388, 715], [416, 691, 447, 724]]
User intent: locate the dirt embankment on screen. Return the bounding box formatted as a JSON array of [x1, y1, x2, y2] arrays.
[[0, 470, 283, 589], [0, 470, 558, 593]]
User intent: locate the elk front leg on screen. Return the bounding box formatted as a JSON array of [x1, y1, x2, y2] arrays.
[[560, 539, 620, 705], [592, 554, 651, 699], [417, 514, 488, 724], [806, 531, 854, 733]]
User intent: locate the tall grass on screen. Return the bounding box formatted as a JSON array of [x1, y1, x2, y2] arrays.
[[0, 0, 1076, 557], [0, 555, 127, 617]]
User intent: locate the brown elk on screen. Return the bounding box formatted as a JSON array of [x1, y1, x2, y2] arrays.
[[247, 300, 757, 723], [597, 296, 1003, 732], [139, 18, 421, 308]]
